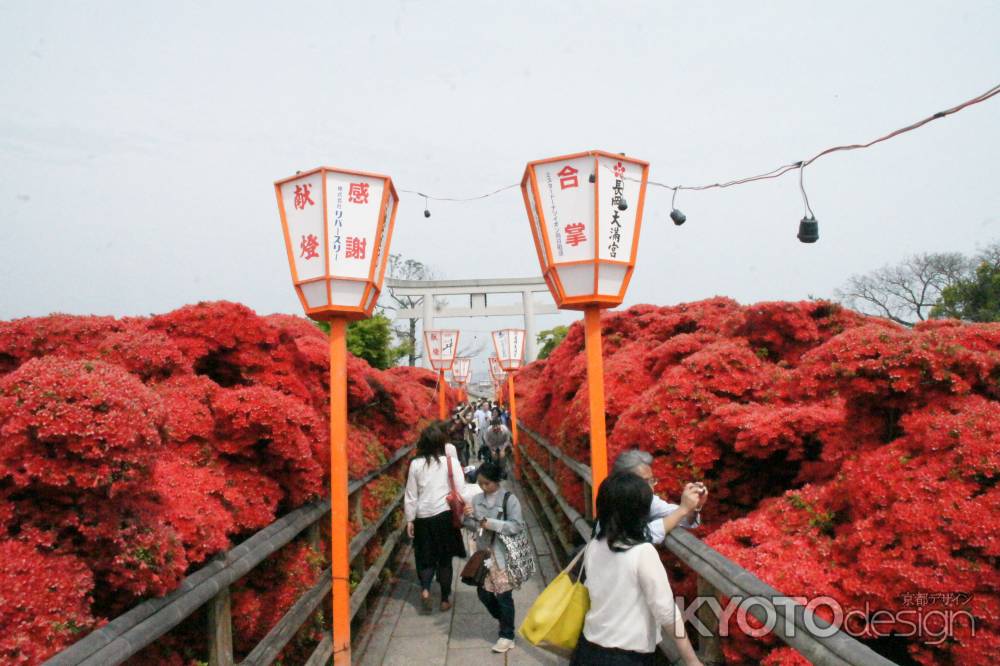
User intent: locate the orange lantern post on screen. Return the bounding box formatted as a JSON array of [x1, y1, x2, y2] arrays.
[[275, 166, 398, 665], [492, 328, 525, 478], [424, 329, 460, 420], [520, 151, 649, 512]]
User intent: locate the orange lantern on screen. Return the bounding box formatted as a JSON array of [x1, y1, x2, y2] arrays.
[[520, 151, 649, 309], [492, 329, 526, 477], [275, 167, 397, 321], [521, 150, 650, 511], [424, 329, 460, 419], [274, 165, 398, 666]]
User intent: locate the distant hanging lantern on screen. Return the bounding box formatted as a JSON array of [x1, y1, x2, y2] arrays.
[[424, 329, 460, 370], [491, 329, 526, 372], [424, 329, 460, 419], [492, 329, 526, 477]]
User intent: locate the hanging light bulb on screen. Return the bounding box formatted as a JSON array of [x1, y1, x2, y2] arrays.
[[797, 216, 819, 243], [797, 163, 819, 243], [423, 195, 431, 218], [669, 187, 686, 226]]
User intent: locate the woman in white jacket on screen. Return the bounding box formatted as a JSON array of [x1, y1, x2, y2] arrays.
[[404, 423, 467, 612]]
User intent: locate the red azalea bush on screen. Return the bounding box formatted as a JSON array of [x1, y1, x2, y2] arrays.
[[515, 299, 999, 664], [0, 301, 452, 664]]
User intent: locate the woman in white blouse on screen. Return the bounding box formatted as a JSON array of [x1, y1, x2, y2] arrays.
[[404, 423, 467, 612], [571, 473, 703, 666]]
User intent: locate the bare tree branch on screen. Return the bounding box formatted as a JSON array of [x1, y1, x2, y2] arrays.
[[835, 252, 972, 326]]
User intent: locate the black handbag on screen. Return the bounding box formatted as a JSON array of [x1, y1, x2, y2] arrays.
[[460, 549, 491, 586], [460, 495, 505, 586]]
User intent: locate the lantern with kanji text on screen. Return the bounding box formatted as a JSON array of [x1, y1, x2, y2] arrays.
[[520, 150, 650, 512], [274, 165, 398, 665], [424, 329, 460, 418], [492, 329, 526, 477], [275, 167, 397, 321]]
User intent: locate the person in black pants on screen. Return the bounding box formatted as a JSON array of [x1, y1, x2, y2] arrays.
[[404, 423, 467, 612]]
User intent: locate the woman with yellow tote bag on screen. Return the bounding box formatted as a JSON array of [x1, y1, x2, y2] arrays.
[[518, 543, 591, 657]]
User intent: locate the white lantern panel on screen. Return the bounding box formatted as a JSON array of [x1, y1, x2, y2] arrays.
[[325, 172, 385, 280], [533, 156, 594, 264], [555, 264, 595, 297], [597, 263, 628, 296], [597, 156, 642, 262], [330, 279, 365, 307], [281, 172, 326, 282], [301, 280, 329, 309], [523, 175, 549, 265]]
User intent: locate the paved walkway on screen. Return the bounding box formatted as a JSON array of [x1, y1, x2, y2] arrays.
[[357, 483, 565, 665]]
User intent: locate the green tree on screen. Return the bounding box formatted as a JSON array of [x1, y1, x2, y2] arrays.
[[536, 325, 569, 360], [932, 244, 1000, 322], [315, 315, 408, 369]]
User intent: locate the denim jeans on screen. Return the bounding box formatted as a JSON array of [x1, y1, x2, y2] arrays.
[[476, 586, 515, 639]]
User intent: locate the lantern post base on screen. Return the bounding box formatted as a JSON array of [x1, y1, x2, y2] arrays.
[[328, 317, 351, 665], [583, 306, 608, 515]]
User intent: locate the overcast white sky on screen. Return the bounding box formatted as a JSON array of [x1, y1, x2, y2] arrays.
[[1, 1, 998, 376]]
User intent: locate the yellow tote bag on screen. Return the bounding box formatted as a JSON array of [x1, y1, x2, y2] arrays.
[[518, 544, 590, 657]]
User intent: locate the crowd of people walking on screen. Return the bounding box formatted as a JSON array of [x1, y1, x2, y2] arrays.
[[403, 397, 709, 663]]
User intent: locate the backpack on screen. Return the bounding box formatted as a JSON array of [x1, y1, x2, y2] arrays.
[[498, 492, 536, 589]]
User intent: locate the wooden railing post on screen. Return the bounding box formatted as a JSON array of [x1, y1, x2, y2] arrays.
[[696, 576, 725, 665], [207, 586, 234, 666]]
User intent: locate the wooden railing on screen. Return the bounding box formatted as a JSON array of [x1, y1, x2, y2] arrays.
[[515, 422, 899, 666], [45, 443, 417, 666]]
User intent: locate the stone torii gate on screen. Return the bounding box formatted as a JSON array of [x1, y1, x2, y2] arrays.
[[386, 277, 559, 367]]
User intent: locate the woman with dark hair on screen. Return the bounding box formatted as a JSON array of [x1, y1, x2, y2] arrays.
[[571, 473, 703, 666], [462, 461, 525, 654], [404, 421, 467, 612]]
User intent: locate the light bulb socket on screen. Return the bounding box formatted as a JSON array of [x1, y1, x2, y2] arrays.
[[797, 216, 819, 243], [424, 209, 431, 218], [670, 209, 686, 226]]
